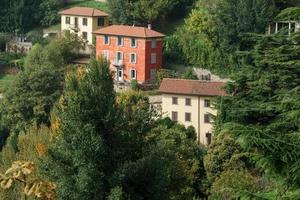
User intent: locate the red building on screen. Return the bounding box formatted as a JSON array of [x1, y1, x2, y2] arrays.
[[93, 25, 165, 83]]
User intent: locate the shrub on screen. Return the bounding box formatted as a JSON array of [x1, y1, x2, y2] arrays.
[[130, 79, 139, 91]]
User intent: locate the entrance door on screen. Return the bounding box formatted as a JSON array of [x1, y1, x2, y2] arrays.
[[117, 68, 123, 82]]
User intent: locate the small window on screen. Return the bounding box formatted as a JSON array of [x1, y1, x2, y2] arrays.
[[130, 53, 136, 63], [206, 132, 212, 145], [185, 113, 191, 122], [104, 35, 109, 45], [204, 99, 210, 107], [172, 97, 178, 105], [82, 32, 87, 40], [204, 114, 210, 123], [117, 36, 123, 46], [116, 52, 123, 61], [171, 111, 178, 122], [131, 38, 137, 47], [65, 16, 70, 24], [151, 53, 157, 64], [82, 18, 88, 26], [74, 17, 78, 26], [151, 39, 157, 48], [185, 98, 191, 106], [97, 18, 105, 26], [130, 69, 136, 79]]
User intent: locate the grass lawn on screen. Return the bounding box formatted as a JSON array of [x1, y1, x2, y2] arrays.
[[67, 0, 108, 12], [46, 23, 61, 31], [0, 74, 16, 93]]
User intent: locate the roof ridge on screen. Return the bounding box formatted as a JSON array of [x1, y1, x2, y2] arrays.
[[163, 78, 226, 84]]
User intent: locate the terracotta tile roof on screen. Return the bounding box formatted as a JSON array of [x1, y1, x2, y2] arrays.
[[159, 78, 227, 96], [93, 25, 165, 38], [59, 7, 109, 17]]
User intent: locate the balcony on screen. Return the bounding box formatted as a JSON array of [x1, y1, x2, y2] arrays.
[[112, 59, 124, 67], [69, 24, 79, 32]]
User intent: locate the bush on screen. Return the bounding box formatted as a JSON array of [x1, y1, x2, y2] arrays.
[[181, 68, 198, 80], [163, 34, 186, 65], [210, 169, 259, 199], [130, 79, 139, 91]]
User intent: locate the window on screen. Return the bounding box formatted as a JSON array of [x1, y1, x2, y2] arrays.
[[97, 18, 105, 26], [82, 18, 88, 26], [82, 32, 87, 40], [206, 132, 212, 145], [130, 69, 136, 79], [185, 113, 191, 122], [171, 111, 178, 122], [74, 17, 78, 26], [172, 97, 178, 105], [151, 53, 157, 64], [131, 38, 137, 47], [204, 114, 210, 123], [151, 39, 157, 48], [130, 53, 136, 63], [185, 98, 191, 106], [204, 99, 210, 107], [104, 35, 109, 45], [117, 36, 123, 46], [102, 50, 109, 60], [116, 51, 123, 61], [65, 16, 70, 24]]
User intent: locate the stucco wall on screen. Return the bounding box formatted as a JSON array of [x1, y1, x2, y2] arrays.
[[61, 15, 108, 45], [161, 94, 216, 145], [95, 35, 163, 83]]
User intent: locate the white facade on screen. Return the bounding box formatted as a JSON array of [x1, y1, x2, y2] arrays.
[[161, 93, 216, 145]]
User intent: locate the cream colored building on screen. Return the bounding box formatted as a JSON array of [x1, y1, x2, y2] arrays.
[[59, 7, 109, 46], [159, 78, 226, 145]]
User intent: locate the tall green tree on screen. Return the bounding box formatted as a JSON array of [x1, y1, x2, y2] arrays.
[[215, 31, 300, 198], [178, 0, 276, 75], [42, 59, 208, 199], [43, 58, 116, 199]]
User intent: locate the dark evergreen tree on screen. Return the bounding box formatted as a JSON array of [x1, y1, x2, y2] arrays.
[[215, 31, 300, 198]]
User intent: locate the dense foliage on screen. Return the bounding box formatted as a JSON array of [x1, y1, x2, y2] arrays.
[[107, 0, 195, 25], [213, 31, 300, 198], [177, 0, 277, 75], [0, 32, 83, 131], [41, 59, 207, 199], [0, 0, 64, 33]]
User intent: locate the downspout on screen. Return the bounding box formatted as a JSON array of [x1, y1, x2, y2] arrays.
[[198, 95, 201, 144]]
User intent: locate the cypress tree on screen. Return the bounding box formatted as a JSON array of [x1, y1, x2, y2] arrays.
[[43, 58, 116, 199]]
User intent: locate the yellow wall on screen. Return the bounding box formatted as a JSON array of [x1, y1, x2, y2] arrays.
[[61, 15, 108, 45], [161, 94, 216, 145]]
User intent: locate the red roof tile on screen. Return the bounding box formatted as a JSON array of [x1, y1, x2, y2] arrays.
[[93, 25, 165, 38], [159, 78, 227, 96], [59, 7, 109, 17]]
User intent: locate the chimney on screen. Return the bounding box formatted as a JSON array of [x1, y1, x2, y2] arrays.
[[148, 24, 152, 30]]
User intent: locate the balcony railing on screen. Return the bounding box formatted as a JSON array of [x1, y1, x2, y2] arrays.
[[113, 59, 124, 66], [69, 24, 79, 31]]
